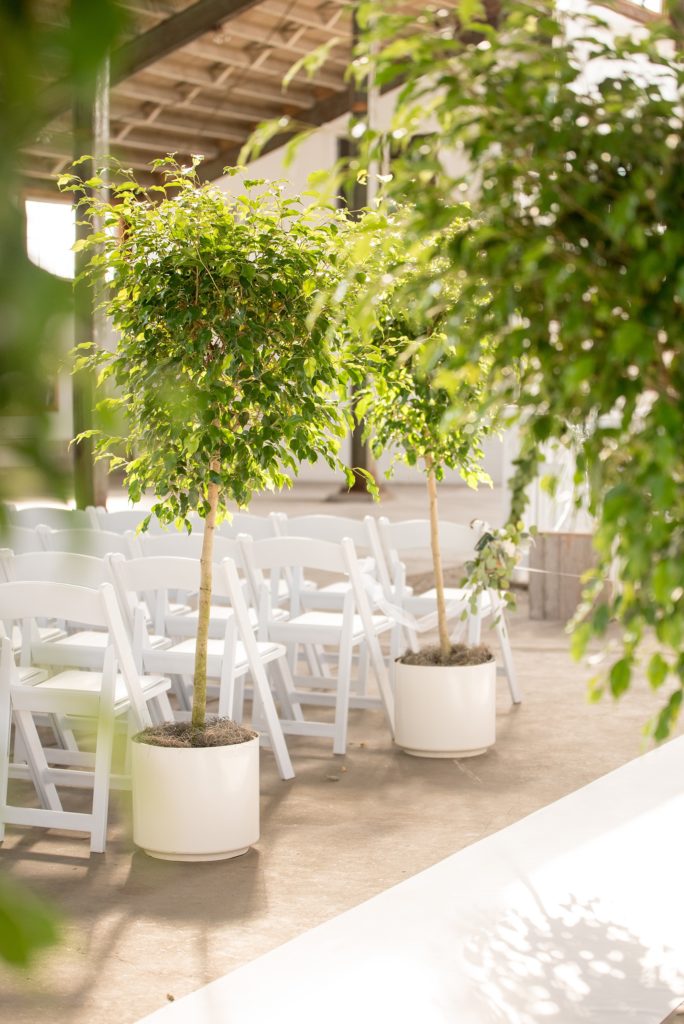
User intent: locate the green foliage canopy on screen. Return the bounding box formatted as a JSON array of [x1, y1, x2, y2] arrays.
[[65, 161, 355, 527], [347, 211, 491, 488], [351, 1, 684, 735]]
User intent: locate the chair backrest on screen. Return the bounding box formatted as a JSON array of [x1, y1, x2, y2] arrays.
[[278, 514, 391, 591], [240, 535, 349, 575], [0, 525, 46, 555], [38, 526, 130, 558], [378, 517, 478, 571], [278, 514, 372, 550], [108, 553, 233, 635], [86, 507, 165, 534], [0, 549, 112, 590], [0, 580, 153, 728], [7, 505, 91, 530], [216, 512, 280, 540], [0, 579, 109, 629], [131, 531, 243, 564]]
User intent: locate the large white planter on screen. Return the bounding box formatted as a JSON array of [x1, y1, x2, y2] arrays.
[[131, 735, 260, 861], [394, 659, 496, 758]]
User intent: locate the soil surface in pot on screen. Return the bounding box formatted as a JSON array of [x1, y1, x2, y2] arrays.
[[133, 718, 256, 748], [400, 643, 494, 668]]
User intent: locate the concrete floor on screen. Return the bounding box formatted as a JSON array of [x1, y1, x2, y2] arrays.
[[1, 485, 680, 1023]]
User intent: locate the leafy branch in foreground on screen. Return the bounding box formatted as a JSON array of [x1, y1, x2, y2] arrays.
[[346, 1, 684, 738]]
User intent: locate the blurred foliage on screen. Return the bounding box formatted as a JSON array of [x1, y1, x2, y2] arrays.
[[345, 0, 684, 736], [0, 0, 127, 967], [0, 873, 59, 968], [0, 0, 127, 508]]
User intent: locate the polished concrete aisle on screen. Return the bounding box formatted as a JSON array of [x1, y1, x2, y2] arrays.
[[1, 486, 680, 1023]]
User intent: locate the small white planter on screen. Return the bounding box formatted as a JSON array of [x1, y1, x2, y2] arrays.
[[131, 735, 260, 861], [394, 659, 496, 758]]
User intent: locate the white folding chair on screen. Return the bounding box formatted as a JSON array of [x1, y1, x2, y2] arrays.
[[108, 554, 295, 780], [126, 532, 261, 638], [275, 515, 392, 611], [378, 517, 520, 704], [38, 526, 130, 558], [216, 512, 281, 540], [0, 525, 47, 555], [7, 505, 91, 530], [0, 580, 172, 853], [240, 536, 395, 755], [0, 551, 172, 700]]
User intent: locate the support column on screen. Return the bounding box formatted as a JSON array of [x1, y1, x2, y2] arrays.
[[330, 12, 381, 502], [72, 58, 110, 509]]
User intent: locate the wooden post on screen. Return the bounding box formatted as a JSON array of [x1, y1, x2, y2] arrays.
[[528, 532, 598, 621], [72, 57, 110, 509], [330, 11, 380, 500]]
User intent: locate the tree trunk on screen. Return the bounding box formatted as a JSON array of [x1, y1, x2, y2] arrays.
[[191, 475, 219, 729], [426, 460, 451, 658]]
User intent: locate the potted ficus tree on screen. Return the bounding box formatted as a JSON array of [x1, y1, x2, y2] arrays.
[[348, 217, 500, 757], [64, 158, 354, 859]]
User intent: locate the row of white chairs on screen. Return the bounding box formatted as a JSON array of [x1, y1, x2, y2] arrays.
[[0, 532, 402, 851], [2, 508, 519, 703], [2, 507, 518, 692], [0, 509, 520, 853]]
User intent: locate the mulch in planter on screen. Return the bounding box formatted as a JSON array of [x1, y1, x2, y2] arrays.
[[133, 718, 257, 748], [400, 643, 494, 668]]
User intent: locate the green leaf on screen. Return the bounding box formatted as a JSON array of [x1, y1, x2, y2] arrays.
[[647, 652, 668, 690], [609, 658, 631, 698]]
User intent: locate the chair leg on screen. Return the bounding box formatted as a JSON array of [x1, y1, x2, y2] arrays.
[[90, 704, 115, 854], [14, 710, 63, 812], [272, 659, 303, 722], [250, 665, 294, 781], [333, 632, 353, 756], [491, 591, 521, 704], [151, 690, 174, 724], [172, 675, 190, 711], [232, 672, 246, 724], [467, 610, 482, 645], [354, 641, 369, 696]]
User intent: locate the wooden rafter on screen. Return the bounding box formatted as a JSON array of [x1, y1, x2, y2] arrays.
[[40, 0, 265, 123]]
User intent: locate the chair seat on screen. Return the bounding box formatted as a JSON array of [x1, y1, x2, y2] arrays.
[[167, 605, 286, 639], [17, 666, 47, 684], [270, 611, 392, 645], [32, 630, 170, 671], [30, 670, 170, 709], [407, 588, 491, 614], [142, 638, 285, 678]]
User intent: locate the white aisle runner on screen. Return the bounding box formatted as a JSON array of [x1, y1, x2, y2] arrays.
[[138, 738, 684, 1024]]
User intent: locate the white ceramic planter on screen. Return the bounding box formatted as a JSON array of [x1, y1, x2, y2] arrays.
[[131, 735, 260, 861], [394, 659, 496, 758]]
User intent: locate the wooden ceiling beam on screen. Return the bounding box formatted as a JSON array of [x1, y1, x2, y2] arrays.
[[40, 0, 265, 123], [180, 37, 343, 90], [23, 140, 175, 175], [112, 82, 282, 126], [256, 0, 347, 33], [146, 61, 313, 108], [113, 102, 246, 144]]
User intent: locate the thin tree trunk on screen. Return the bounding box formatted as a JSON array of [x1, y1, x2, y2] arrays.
[[191, 473, 219, 729], [426, 459, 451, 659]]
